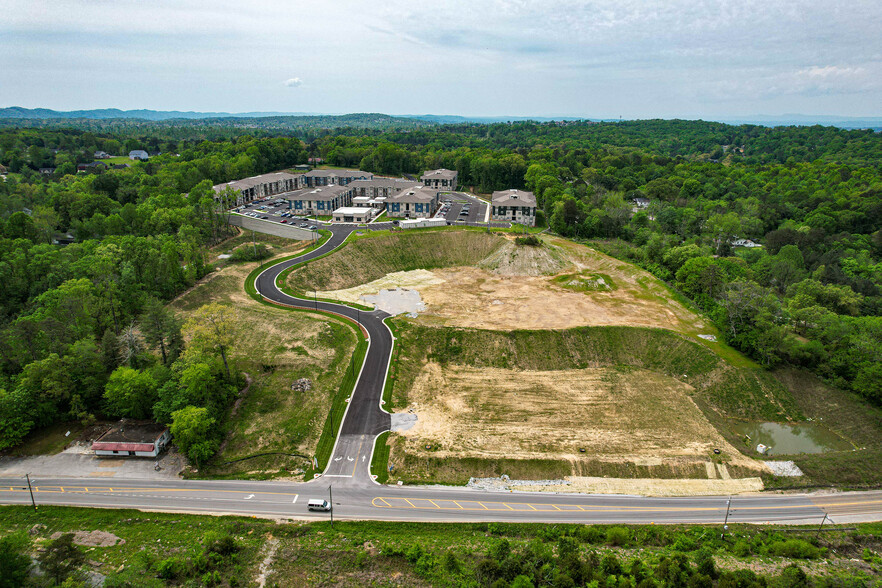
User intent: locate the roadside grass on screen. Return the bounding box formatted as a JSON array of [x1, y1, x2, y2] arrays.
[[370, 431, 391, 483], [286, 230, 506, 291], [103, 155, 133, 165], [170, 247, 359, 480], [2, 506, 880, 586]]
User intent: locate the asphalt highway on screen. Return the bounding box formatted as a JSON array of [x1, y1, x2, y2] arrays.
[[3, 222, 881, 525]]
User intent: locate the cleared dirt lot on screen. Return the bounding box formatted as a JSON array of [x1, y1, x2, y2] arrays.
[[317, 233, 712, 336], [394, 363, 762, 474]]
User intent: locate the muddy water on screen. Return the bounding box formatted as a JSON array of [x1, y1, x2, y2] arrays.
[[732, 421, 853, 455]]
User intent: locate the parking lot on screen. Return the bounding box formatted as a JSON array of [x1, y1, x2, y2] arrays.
[[436, 192, 488, 225], [233, 197, 322, 231]]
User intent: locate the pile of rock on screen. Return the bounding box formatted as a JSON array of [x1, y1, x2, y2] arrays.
[[291, 378, 312, 392]]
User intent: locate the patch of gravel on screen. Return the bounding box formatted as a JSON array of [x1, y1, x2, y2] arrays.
[[362, 288, 426, 316], [764, 461, 804, 477], [698, 334, 717, 342], [50, 530, 125, 547], [390, 413, 418, 432], [467, 475, 569, 491]]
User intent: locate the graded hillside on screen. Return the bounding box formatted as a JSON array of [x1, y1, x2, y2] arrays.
[[287, 230, 506, 291], [383, 322, 801, 487], [303, 231, 714, 339], [170, 235, 358, 478]]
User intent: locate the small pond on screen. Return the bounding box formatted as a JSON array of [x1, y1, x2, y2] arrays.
[[731, 421, 853, 455]]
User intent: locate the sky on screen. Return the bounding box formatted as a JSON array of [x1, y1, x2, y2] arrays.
[[2, 0, 881, 119]]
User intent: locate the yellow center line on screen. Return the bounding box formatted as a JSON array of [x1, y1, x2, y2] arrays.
[[351, 438, 365, 477], [428, 499, 441, 509], [404, 498, 416, 508], [453, 501, 464, 509]]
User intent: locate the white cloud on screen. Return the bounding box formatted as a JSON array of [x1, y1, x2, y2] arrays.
[[283, 78, 303, 88]]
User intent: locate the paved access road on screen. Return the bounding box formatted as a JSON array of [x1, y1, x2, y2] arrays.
[[3, 223, 882, 526]]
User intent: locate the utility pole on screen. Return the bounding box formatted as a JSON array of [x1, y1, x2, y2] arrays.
[[25, 474, 36, 511], [816, 513, 828, 539], [328, 485, 334, 527], [721, 496, 731, 538]]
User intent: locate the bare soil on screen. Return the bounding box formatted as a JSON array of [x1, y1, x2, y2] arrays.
[[319, 234, 711, 336], [395, 363, 763, 475]]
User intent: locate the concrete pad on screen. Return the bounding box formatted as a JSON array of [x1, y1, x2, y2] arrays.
[[362, 288, 426, 316]]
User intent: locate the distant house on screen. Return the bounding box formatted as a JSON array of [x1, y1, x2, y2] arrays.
[[76, 161, 108, 173], [294, 164, 311, 172], [128, 150, 149, 161], [52, 232, 76, 245], [491, 189, 537, 226], [39, 167, 56, 175], [307, 157, 324, 164], [92, 422, 170, 458], [731, 238, 761, 248], [94, 150, 110, 159], [633, 197, 650, 209], [421, 168, 458, 191], [386, 186, 440, 219], [111, 163, 130, 170]]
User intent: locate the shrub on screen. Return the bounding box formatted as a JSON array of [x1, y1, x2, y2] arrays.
[[515, 235, 541, 246], [230, 243, 271, 262], [605, 526, 630, 547], [768, 539, 823, 559]]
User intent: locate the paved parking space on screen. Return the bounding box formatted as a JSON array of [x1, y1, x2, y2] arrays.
[[233, 197, 323, 231]]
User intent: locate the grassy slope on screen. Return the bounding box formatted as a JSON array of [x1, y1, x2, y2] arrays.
[[170, 238, 359, 480], [287, 230, 505, 291], [1, 506, 879, 587], [390, 322, 798, 422]]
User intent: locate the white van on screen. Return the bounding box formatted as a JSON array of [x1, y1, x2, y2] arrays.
[[307, 499, 331, 512]]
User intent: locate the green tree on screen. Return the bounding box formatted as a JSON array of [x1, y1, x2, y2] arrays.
[[140, 297, 183, 365], [0, 532, 31, 588], [170, 406, 218, 465], [38, 533, 85, 585], [103, 366, 158, 419], [184, 303, 237, 380]]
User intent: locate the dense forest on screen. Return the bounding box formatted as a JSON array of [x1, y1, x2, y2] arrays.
[[0, 119, 879, 452]]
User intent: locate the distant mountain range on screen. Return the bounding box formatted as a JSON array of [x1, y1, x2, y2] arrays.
[[0, 107, 879, 130]]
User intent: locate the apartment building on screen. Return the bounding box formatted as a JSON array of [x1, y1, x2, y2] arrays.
[[421, 168, 458, 191], [490, 189, 537, 226], [286, 185, 353, 215], [303, 169, 373, 187], [213, 172, 302, 205], [348, 177, 417, 199], [386, 186, 440, 218]]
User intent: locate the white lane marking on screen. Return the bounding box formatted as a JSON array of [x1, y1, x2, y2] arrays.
[[362, 456, 366, 462], [292, 495, 298, 504], [244, 494, 255, 500], [323, 474, 352, 478], [347, 457, 354, 462], [334, 457, 342, 462]]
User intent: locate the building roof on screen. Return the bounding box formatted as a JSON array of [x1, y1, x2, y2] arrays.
[[333, 207, 372, 215], [492, 189, 536, 207], [212, 171, 300, 193], [389, 186, 439, 204], [286, 185, 351, 201], [421, 168, 457, 180], [128, 150, 148, 158], [304, 169, 373, 179], [92, 422, 167, 452], [348, 177, 416, 189]]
